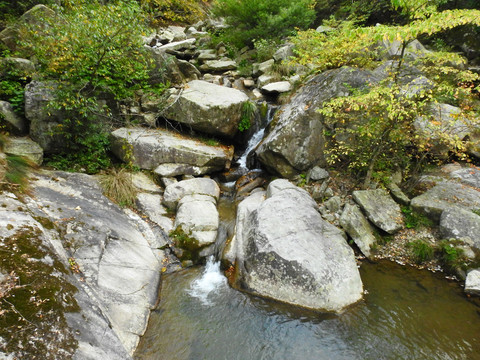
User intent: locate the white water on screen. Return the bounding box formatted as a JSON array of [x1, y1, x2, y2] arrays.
[[237, 106, 276, 170], [187, 256, 227, 306]]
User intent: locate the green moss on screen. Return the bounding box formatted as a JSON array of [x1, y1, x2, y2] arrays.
[[33, 216, 56, 230], [169, 227, 201, 262], [0, 226, 79, 358]]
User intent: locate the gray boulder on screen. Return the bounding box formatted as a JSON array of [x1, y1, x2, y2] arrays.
[[340, 203, 377, 258], [256, 66, 379, 178], [253, 59, 274, 77], [377, 39, 430, 60], [0, 100, 27, 134], [163, 80, 249, 138], [261, 81, 292, 94], [0, 57, 35, 78], [199, 59, 237, 72], [450, 167, 480, 188], [230, 179, 363, 312], [145, 48, 200, 85], [163, 178, 220, 210], [353, 189, 404, 234], [411, 182, 480, 222], [110, 127, 233, 175], [136, 193, 173, 234], [273, 44, 295, 62], [154, 38, 196, 52], [3, 136, 43, 165], [440, 207, 480, 250], [465, 269, 480, 296]]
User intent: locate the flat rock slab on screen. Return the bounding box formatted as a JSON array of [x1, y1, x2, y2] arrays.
[[340, 203, 377, 259], [465, 269, 480, 296], [353, 189, 403, 234], [232, 179, 363, 312], [450, 167, 480, 188], [440, 207, 480, 250], [199, 59, 237, 72], [411, 182, 480, 222], [110, 127, 233, 174], [261, 81, 292, 94], [163, 80, 249, 138]]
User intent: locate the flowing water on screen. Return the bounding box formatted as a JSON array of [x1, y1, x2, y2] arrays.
[[136, 260, 480, 360]]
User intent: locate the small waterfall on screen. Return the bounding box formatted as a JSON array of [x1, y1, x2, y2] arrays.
[[237, 105, 277, 171], [187, 256, 227, 305]]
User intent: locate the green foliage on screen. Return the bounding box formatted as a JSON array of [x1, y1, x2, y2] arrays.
[[408, 238, 435, 264], [138, 0, 208, 25], [253, 38, 278, 62], [18, 0, 166, 173], [169, 227, 200, 261], [99, 167, 137, 208], [436, 239, 466, 272], [402, 206, 434, 229], [0, 80, 25, 116], [211, 0, 316, 48], [238, 101, 256, 132]]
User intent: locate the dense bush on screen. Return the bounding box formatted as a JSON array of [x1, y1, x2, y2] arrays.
[[211, 0, 316, 48], [18, 0, 166, 173], [139, 0, 208, 25]]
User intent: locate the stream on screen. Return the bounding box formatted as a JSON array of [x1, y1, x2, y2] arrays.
[[136, 259, 480, 360]]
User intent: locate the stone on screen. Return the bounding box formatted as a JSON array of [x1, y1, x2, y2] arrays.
[[340, 204, 377, 259], [316, 25, 334, 33], [132, 173, 162, 194], [324, 196, 342, 213], [136, 193, 173, 234], [154, 38, 196, 52], [230, 179, 363, 312], [440, 207, 480, 250], [465, 269, 480, 296], [243, 79, 255, 88], [174, 194, 219, 246], [3, 136, 44, 165], [163, 178, 220, 210], [110, 127, 233, 174], [387, 183, 410, 206], [256, 66, 380, 178], [377, 39, 430, 60], [450, 167, 480, 188], [353, 189, 404, 234], [0, 57, 35, 78], [162, 80, 249, 138], [176, 59, 201, 81], [167, 25, 187, 41], [261, 81, 292, 94], [257, 74, 276, 87], [145, 48, 197, 85], [273, 44, 295, 62], [153, 163, 220, 177], [253, 59, 274, 77], [197, 49, 218, 61], [414, 103, 473, 157], [411, 182, 480, 222], [308, 166, 329, 181], [199, 59, 237, 72], [0, 100, 27, 134]]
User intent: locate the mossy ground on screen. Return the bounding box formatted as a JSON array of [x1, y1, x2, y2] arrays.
[[0, 226, 78, 358]]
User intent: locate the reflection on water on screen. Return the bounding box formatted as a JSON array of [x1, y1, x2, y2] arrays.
[[135, 261, 480, 360]]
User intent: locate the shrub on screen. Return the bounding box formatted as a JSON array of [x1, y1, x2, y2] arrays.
[[211, 0, 316, 48], [139, 0, 208, 25], [402, 206, 433, 229], [238, 101, 256, 132], [99, 167, 137, 208], [408, 238, 434, 264], [436, 240, 466, 272]]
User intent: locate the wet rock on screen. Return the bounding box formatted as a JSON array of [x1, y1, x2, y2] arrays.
[[465, 269, 480, 296], [353, 189, 404, 234], [230, 179, 363, 312], [440, 206, 480, 250], [163, 80, 249, 138], [163, 178, 220, 210], [110, 127, 233, 175], [340, 204, 377, 259], [3, 136, 43, 165], [411, 182, 480, 222]]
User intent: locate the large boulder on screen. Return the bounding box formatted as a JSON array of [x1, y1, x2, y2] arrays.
[[465, 269, 480, 296], [352, 189, 404, 234], [256, 67, 380, 178], [229, 179, 363, 312], [110, 127, 233, 176], [439, 207, 480, 250], [411, 182, 480, 222], [163, 178, 220, 210], [0, 57, 35, 78], [163, 80, 249, 138], [340, 203, 377, 259]]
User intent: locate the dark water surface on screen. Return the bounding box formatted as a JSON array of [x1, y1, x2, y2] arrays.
[[135, 260, 480, 360]]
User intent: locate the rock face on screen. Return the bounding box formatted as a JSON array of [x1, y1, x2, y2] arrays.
[[3, 136, 44, 165], [256, 67, 379, 178], [411, 182, 480, 222], [163, 80, 249, 138], [0, 100, 27, 134], [110, 127, 233, 176], [229, 179, 363, 312], [1, 171, 167, 359], [440, 207, 480, 250], [353, 189, 404, 234], [340, 203, 377, 258]]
